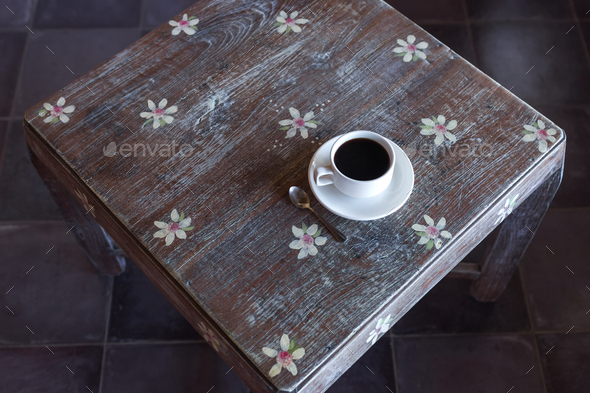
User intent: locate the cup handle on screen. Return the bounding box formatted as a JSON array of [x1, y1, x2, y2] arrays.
[[316, 166, 334, 186]]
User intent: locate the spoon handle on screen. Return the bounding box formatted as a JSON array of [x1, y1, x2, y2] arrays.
[[307, 207, 347, 242]]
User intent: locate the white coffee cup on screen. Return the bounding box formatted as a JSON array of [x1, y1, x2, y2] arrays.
[[314, 130, 396, 198]]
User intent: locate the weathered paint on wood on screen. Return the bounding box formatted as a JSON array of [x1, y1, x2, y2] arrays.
[[23, 0, 566, 391], [28, 143, 126, 275]]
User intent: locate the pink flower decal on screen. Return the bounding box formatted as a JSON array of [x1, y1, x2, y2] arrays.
[[153, 209, 194, 246], [419, 115, 457, 145], [169, 14, 199, 35], [140, 99, 178, 129], [198, 322, 221, 352], [74, 189, 95, 218], [279, 107, 321, 139], [412, 215, 452, 251], [522, 120, 557, 153], [38, 97, 75, 124], [289, 223, 327, 259], [275, 11, 309, 34], [393, 35, 428, 62], [262, 334, 305, 377]]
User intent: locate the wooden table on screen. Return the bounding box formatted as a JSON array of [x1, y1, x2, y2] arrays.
[[23, 0, 565, 391]]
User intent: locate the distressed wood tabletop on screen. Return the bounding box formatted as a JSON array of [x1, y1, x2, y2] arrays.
[[23, 0, 566, 391]]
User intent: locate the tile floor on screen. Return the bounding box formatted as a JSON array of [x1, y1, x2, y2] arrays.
[[0, 0, 588, 392]]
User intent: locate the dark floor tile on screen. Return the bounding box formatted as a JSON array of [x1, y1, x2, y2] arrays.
[[328, 338, 396, 393], [393, 270, 530, 335], [573, 0, 590, 19], [34, 0, 142, 28], [466, 0, 572, 20], [384, 0, 465, 22], [142, 0, 198, 28], [0, 221, 111, 344], [15, 29, 139, 117], [0, 345, 102, 393], [108, 260, 200, 342], [395, 335, 544, 393], [533, 105, 590, 207], [102, 343, 248, 393], [520, 210, 590, 331], [420, 24, 476, 64], [537, 333, 590, 393], [0, 120, 62, 220], [0, 32, 26, 116], [472, 22, 590, 105], [0, 0, 35, 28]]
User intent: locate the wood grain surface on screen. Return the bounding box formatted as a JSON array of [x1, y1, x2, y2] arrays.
[[23, 0, 566, 391]]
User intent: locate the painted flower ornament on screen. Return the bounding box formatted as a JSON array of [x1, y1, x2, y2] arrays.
[[522, 120, 557, 153], [420, 115, 457, 145], [367, 314, 394, 345], [74, 190, 95, 218], [153, 209, 194, 246], [38, 97, 75, 124], [198, 322, 221, 352], [289, 223, 327, 259], [412, 215, 452, 250], [140, 99, 178, 129], [276, 11, 309, 33], [169, 14, 199, 35], [394, 35, 428, 62], [495, 194, 519, 225], [279, 107, 320, 139], [262, 334, 305, 377]]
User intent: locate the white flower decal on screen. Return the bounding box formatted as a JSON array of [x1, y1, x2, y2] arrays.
[[262, 334, 305, 377], [169, 14, 199, 35], [153, 209, 194, 246], [393, 35, 428, 62], [289, 223, 327, 259], [419, 115, 458, 145], [38, 97, 75, 124], [198, 322, 221, 352], [275, 11, 309, 34], [74, 189, 95, 218], [140, 99, 178, 129], [279, 107, 320, 139], [495, 194, 519, 225], [412, 215, 452, 251], [366, 314, 394, 345], [522, 120, 557, 153]]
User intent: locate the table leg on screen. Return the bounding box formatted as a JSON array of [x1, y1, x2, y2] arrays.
[[470, 167, 563, 302], [28, 147, 126, 275]]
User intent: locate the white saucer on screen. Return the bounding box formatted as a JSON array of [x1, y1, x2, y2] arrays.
[[308, 136, 414, 221]]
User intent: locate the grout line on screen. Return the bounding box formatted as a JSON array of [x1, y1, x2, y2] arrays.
[[460, 0, 480, 69], [468, 18, 576, 25], [415, 18, 577, 26], [387, 328, 590, 339], [389, 334, 401, 393], [138, 0, 147, 32], [518, 264, 549, 393], [0, 339, 208, 350]]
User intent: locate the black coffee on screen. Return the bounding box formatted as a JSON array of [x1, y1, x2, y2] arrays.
[[334, 138, 390, 181]]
